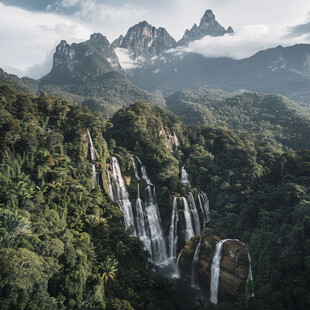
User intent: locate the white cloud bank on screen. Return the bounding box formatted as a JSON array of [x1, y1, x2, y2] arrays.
[[0, 2, 91, 78], [168, 24, 310, 60], [115, 48, 140, 69]]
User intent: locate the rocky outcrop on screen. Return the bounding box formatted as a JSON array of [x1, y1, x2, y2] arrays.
[[178, 228, 250, 303], [42, 33, 122, 84], [112, 21, 176, 63], [177, 10, 233, 46], [218, 240, 249, 302]]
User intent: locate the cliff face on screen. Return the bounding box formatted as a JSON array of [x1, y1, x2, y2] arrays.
[[42, 33, 122, 84], [178, 228, 249, 303], [112, 21, 176, 63]]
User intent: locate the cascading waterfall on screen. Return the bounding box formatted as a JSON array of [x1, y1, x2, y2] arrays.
[[175, 249, 183, 278], [168, 197, 179, 258], [144, 185, 168, 264], [135, 184, 151, 252], [188, 193, 201, 235], [87, 129, 100, 186], [198, 191, 210, 225], [191, 238, 202, 288], [109, 157, 136, 234], [210, 239, 232, 304], [247, 253, 255, 298], [133, 156, 152, 185], [107, 170, 114, 201], [210, 239, 248, 304], [181, 165, 191, 187], [131, 156, 168, 265], [182, 197, 195, 243], [87, 129, 98, 162]]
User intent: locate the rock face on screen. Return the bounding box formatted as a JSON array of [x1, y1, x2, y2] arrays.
[[177, 10, 233, 46], [178, 228, 249, 303], [112, 21, 176, 63], [159, 127, 179, 152], [42, 33, 122, 83], [218, 240, 249, 302]]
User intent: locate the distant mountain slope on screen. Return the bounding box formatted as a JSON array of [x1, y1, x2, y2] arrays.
[[129, 44, 310, 107], [40, 71, 166, 117], [166, 88, 310, 149], [0, 68, 38, 94]]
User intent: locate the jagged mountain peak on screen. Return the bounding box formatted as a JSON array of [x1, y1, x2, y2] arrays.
[[112, 20, 176, 63], [178, 9, 233, 46], [89, 33, 108, 42], [42, 34, 122, 84], [200, 9, 215, 22], [227, 26, 234, 34]]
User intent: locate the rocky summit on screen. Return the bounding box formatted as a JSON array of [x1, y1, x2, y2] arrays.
[[112, 21, 176, 63], [177, 9, 233, 46], [42, 33, 122, 84]]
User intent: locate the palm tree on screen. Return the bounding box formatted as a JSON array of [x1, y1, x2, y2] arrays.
[[99, 256, 118, 284]]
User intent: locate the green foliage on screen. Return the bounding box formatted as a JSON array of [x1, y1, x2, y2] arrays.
[[0, 82, 309, 309], [0, 85, 175, 309], [167, 89, 310, 150]]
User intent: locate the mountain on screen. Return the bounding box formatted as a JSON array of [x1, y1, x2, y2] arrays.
[[42, 33, 122, 84], [128, 44, 310, 107], [177, 9, 233, 46], [35, 33, 166, 116], [112, 21, 176, 63]]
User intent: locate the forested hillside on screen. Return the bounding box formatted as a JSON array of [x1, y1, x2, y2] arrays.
[[166, 89, 310, 150], [0, 84, 309, 309], [0, 84, 175, 309]]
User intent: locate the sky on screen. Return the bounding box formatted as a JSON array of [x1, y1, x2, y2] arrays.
[[1, 0, 310, 78]]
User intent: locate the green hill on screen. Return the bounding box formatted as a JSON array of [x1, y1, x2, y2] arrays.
[[166, 88, 310, 150]]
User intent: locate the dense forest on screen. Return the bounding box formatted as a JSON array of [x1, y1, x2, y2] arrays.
[[0, 83, 309, 309], [166, 87, 310, 150]]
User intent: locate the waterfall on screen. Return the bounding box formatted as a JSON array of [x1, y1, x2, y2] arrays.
[[133, 156, 152, 185], [109, 157, 136, 234], [182, 197, 195, 243], [175, 249, 183, 278], [144, 185, 168, 264], [181, 165, 191, 187], [107, 170, 114, 201], [191, 238, 202, 288], [135, 184, 150, 249], [210, 239, 241, 304], [87, 129, 100, 186], [188, 193, 201, 235], [247, 253, 255, 298], [132, 156, 168, 265], [198, 191, 210, 225], [87, 129, 98, 162], [168, 197, 179, 258]]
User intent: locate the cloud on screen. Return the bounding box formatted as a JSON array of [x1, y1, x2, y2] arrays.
[[0, 2, 91, 78], [167, 24, 310, 60], [115, 48, 140, 69], [24, 48, 55, 79], [286, 22, 310, 40], [76, 1, 145, 24], [60, 0, 81, 8]]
